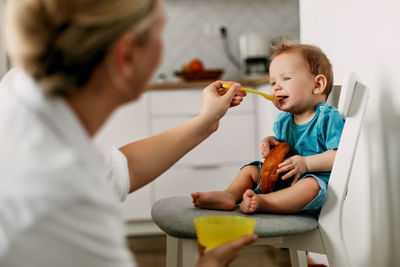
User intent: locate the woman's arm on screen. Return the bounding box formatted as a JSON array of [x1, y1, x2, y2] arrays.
[[120, 81, 245, 192]]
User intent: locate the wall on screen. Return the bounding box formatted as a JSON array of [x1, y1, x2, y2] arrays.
[[300, 0, 400, 266], [157, 0, 299, 81], [0, 0, 7, 78]]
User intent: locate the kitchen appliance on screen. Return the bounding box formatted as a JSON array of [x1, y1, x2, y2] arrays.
[[239, 33, 271, 78]]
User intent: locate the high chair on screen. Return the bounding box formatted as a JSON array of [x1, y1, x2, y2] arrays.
[[151, 72, 369, 267]]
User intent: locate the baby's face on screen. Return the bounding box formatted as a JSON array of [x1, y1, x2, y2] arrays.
[[269, 52, 316, 114]]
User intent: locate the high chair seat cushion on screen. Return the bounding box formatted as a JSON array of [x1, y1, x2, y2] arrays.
[[151, 196, 318, 239]]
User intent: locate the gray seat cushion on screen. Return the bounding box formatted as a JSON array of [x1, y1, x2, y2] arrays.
[[151, 196, 318, 239]]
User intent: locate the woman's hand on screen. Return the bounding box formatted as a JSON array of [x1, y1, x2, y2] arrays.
[[258, 136, 280, 159], [196, 234, 258, 267], [200, 81, 246, 132], [277, 155, 308, 184]]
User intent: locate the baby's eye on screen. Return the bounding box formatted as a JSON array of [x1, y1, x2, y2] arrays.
[[283, 77, 291, 81], [270, 81, 276, 86]]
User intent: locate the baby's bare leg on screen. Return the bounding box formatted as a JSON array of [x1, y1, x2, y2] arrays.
[[248, 177, 320, 213], [191, 165, 259, 210]]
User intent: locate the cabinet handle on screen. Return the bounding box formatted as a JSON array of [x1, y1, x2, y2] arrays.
[[191, 164, 221, 170]]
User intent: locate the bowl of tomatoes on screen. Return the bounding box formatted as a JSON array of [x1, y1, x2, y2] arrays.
[[177, 59, 224, 81]]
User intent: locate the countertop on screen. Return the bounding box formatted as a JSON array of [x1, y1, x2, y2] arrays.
[[147, 74, 269, 91]]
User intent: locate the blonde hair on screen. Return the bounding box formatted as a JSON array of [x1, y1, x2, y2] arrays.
[[5, 0, 159, 96], [271, 40, 334, 98]]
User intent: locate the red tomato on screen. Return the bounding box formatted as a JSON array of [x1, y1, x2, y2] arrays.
[[188, 59, 204, 72]]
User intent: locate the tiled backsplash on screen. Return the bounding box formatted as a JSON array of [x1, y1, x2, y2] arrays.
[[156, 0, 299, 81]]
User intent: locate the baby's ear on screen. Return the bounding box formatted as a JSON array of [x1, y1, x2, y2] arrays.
[[313, 74, 327, 95]]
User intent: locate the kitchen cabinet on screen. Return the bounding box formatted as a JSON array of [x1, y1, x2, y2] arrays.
[[149, 89, 256, 165], [95, 86, 261, 221], [154, 165, 239, 201], [150, 89, 258, 202]]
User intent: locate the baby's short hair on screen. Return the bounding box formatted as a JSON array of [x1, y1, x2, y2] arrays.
[[271, 40, 334, 98]]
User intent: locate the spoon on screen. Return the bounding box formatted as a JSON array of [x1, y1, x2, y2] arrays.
[[221, 84, 282, 101]]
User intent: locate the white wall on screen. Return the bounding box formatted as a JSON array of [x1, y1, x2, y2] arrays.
[[0, 0, 7, 78], [159, 0, 299, 81], [300, 0, 400, 266]]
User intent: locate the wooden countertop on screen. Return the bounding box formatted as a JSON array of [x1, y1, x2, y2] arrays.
[[147, 74, 269, 91]]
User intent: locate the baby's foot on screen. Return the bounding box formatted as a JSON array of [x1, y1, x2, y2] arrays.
[[240, 189, 258, 214], [191, 191, 236, 210]]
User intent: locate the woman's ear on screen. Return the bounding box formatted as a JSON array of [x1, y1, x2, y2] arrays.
[[105, 33, 139, 97], [313, 74, 327, 95], [111, 33, 136, 80]]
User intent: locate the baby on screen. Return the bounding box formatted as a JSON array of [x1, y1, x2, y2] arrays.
[[192, 41, 345, 215]]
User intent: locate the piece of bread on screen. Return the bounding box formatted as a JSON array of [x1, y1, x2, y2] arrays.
[[259, 142, 291, 193]]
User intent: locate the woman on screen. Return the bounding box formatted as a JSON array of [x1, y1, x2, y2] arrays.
[[0, 0, 256, 266]]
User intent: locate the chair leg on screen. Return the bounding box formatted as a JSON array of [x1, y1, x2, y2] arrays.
[[181, 239, 198, 267], [166, 235, 179, 267], [289, 249, 307, 267], [166, 235, 198, 267]]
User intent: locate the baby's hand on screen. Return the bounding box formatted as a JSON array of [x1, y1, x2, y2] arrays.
[[258, 136, 280, 158], [277, 155, 308, 184]]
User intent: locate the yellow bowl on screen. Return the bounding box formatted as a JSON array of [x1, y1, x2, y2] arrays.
[[194, 216, 256, 249]]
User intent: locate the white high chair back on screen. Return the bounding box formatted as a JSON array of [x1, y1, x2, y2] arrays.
[[316, 72, 369, 266]]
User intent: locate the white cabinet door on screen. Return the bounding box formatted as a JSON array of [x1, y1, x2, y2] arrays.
[[154, 165, 240, 201], [120, 184, 153, 221], [94, 94, 153, 221], [149, 89, 256, 116], [95, 94, 150, 147], [150, 89, 259, 203], [151, 114, 257, 166]]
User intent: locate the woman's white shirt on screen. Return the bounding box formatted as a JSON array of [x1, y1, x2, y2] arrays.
[[0, 68, 135, 267]]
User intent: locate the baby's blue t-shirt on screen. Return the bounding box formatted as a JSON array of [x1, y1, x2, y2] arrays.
[[273, 102, 345, 183]]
